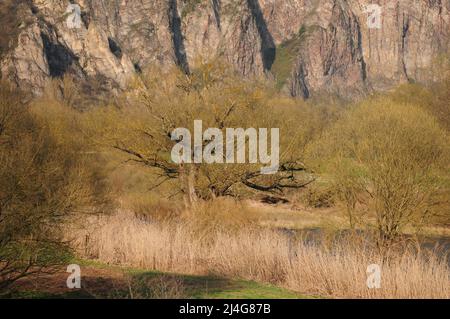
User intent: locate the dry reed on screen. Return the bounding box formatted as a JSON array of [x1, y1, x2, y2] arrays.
[[69, 211, 449, 299]]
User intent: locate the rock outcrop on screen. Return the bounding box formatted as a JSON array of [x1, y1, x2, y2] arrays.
[[0, 0, 448, 98]]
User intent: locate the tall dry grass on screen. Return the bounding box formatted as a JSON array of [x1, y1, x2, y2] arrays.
[[69, 211, 449, 299]]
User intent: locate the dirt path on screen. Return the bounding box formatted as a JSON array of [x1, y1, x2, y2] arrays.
[[4, 262, 306, 299]]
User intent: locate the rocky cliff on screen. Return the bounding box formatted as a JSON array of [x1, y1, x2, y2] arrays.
[[0, 0, 449, 98]]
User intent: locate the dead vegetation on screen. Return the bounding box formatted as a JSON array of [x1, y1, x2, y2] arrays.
[[68, 210, 450, 299]]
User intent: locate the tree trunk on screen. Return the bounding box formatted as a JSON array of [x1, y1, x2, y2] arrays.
[[180, 164, 198, 209]]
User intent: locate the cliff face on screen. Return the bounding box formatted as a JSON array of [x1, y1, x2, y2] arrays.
[[0, 0, 448, 98]]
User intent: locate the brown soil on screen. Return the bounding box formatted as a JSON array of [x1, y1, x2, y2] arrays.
[[9, 265, 129, 298]]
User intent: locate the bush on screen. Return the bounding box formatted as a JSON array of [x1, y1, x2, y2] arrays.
[[301, 184, 335, 209], [0, 82, 107, 291], [127, 195, 182, 223], [390, 57, 450, 131], [183, 198, 259, 242], [310, 97, 449, 247]]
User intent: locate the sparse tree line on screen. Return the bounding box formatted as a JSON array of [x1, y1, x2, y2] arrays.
[[0, 58, 449, 291]]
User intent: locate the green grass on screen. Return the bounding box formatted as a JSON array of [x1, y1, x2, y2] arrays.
[[193, 280, 314, 299], [270, 26, 307, 89], [5, 290, 95, 299], [271, 25, 316, 89], [128, 270, 306, 299], [6, 259, 313, 299]]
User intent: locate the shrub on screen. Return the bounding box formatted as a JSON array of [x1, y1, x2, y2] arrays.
[[310, 97, 449, 248], [0, 82, 108, 291], [300, 183, 335, 209], [182, 198, 259, 242]]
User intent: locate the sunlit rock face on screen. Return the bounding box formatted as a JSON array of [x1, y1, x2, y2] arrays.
[[0, 0, 448, 98]]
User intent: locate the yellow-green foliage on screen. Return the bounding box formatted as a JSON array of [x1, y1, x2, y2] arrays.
[[390, 81, 450, 132], [84, 60, 317, 204], [0, 82, 109, 290], [389, 56, 450, 131], [271, 25, 313, 89], [310, 97, 450, 244], [183, 198, 260, 242]]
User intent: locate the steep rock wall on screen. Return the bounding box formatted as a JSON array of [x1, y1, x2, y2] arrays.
[[0, 0, 448, 98]]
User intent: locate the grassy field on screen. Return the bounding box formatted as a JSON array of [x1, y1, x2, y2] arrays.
[[4, 260, 308, 299]]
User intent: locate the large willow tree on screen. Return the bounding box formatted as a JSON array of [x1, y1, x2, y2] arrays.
[[87, 61, 319, 206]]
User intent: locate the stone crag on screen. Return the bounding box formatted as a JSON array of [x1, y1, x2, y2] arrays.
[[0, 0, 448, 98]]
